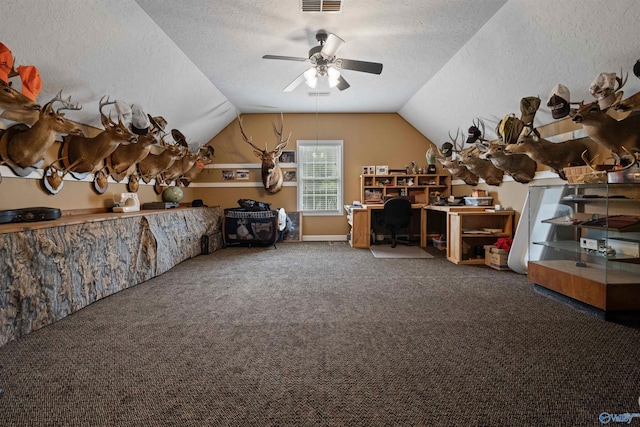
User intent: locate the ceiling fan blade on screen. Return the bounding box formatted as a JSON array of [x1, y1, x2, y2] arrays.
[[263, 55, 308, 62], [336, 58, 383, 75], [321, 33, 345, 58], [336, 75, 350, 91], [283, 71, 308, 92]]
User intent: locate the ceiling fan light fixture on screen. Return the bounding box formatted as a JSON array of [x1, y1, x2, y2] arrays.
[[327, 67, 341, 88], [304, 67, 318, 88]]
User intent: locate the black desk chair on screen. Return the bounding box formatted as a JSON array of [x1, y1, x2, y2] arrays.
[[382, 197, 412, 248]]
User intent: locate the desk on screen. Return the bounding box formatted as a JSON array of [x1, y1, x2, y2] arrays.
[[423, 205, 515, 264], [345, 203, 425, 248], [346, 204, 514, 253]]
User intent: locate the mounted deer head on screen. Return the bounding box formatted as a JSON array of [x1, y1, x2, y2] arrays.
[[614, 90, 640, 113], [238, 113, 290, 194], [476, 139, 538, 184], [458, 120, 504, 186], [59, 96, 138, 180], [435, 129, 479, 186], [178, 145, 215, 187], [107, 131, 158, 182], [571, 99, 640, 156], [458, 144, 504, 186], [504, 128, 588, 180], [161, 148, 199, 185], [0, 80, 40, 113], [137, 134, 186, 184], [0, 91, 82, 177]]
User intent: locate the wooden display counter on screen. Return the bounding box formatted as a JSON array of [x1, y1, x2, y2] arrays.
[[0, 206, 222, 347]]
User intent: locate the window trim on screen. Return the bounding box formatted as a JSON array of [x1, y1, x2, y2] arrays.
[[296, 140, 344, 216]]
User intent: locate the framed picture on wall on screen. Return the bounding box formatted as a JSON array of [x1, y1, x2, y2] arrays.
[[279, 150, 296, 164], [222, 170, 235, 180], [236, 169, 250, 180], [375, 165, 389, 175], [362, 165, 375, 175], [283, 170, 296, 182], [282, 211, 302, 242]]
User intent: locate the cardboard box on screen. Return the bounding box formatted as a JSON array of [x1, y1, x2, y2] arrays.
[[484, 245, 510, 271]]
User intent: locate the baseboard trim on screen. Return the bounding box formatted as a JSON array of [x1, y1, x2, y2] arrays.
[[302, 235, 348, 242]]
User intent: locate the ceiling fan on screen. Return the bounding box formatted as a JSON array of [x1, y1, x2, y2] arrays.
[[263, 30, 383, 92]]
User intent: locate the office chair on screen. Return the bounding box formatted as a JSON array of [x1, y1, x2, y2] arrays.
[[382, 197, 413, 248]]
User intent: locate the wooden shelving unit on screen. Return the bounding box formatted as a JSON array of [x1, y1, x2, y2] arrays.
[[446, 210, 515, 265], [345, 205, 369, 248], [360, 174, 449, 205]]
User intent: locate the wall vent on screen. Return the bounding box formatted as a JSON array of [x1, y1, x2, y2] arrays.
[[301, 0, 342, 13], [308, 91, 331, 97]]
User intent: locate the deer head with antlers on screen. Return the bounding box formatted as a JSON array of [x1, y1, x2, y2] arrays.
[[178, 145, 215, 187], [504, 128, 588, 180], [571, 94, 640, 158], [137, 132, 187, 192], [238, 113, 291, 194], [107, 130, 158, 183], [434, 129, 480, 186], [0, 91, 82, 178], [457, 119, 505, 186], [474, 116, 538, 184], [59, 96, 138, 179]]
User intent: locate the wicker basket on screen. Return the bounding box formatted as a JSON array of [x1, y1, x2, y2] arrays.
[[563, 166, 607, 184]]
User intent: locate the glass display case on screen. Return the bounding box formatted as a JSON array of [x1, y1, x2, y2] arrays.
[[527, 183, 640, 319]]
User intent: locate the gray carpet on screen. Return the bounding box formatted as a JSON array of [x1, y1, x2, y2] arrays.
[[0, 242, 639, 426]]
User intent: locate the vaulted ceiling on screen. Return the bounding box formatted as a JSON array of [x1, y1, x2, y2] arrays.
[[1, 1, 639, 150]]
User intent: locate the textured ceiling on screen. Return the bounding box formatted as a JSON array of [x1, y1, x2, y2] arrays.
[[135, 0, 507, 114]]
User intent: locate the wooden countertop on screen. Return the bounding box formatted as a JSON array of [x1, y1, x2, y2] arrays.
[[425, 205, 483, 212], [0, 206, 219, 235]]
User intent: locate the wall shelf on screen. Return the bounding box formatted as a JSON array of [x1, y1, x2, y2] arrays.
[[360, 173, 449, 205]]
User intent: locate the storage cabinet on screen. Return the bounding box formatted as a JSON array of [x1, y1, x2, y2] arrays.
[[527, 183, 640, 318], [345, 205, 369, 248], [446, 210, 515, 265], [360, 174, 449, 205]]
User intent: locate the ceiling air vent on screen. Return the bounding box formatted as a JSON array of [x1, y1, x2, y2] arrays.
[[308, 91, 331, 97], [301, 0, 342, 13]]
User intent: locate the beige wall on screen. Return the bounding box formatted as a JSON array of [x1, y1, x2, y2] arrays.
[[192, 113, 440, 237], [0, 177, 192, 212]]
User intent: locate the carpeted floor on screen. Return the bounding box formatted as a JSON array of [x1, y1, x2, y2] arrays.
[[0, 242, 639, 426]]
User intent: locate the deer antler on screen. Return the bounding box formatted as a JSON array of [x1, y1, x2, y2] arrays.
[[271, 113, 291, 152], [237, 114, 264, 153], [473, 118, 487, 143], [99, 95, 117, 122], [615, 69, 628, 93], [581, 149, 600, 173], [448, 128, 463, 153], [49, 90, 82, 113]]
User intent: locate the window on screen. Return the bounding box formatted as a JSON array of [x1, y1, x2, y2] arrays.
[[297, 140, 343, 215]]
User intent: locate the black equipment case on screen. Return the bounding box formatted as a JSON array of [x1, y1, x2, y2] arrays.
[[0, 207, 62, 224]]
